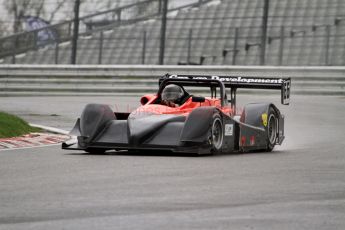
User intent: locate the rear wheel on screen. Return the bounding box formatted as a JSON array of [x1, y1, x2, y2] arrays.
[[210, 114, 223, 153], [267, 107, 278, 152]]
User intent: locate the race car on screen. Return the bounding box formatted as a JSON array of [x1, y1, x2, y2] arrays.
[[62, 74, 291, 155]]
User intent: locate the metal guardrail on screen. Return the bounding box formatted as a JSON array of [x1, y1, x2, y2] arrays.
[[1, 65, 345, 97], [1, 65, 345, 78]]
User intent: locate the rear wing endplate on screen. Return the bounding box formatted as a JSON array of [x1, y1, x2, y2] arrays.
[[160, 74, 291, 105]]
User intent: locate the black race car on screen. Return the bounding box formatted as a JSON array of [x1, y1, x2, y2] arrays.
[[62, 74, 291, 154]]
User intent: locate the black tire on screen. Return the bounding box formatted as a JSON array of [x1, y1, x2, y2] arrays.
[[266, 107, 278, 152], [85, 148, 106, 155], [210, 113, 224, 153]]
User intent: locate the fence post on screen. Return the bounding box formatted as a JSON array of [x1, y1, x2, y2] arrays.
[[325, 25, 331, 66], [159, 0, 168, 65], [117, 9, 122, 22], [158, 0, 162, 14], [98, 31, 104, 64], [260, 0, 269, 65], [232, 27, 239, 65], [33, 30, 38, 50], [68, 21, 72, 38], [142, 31, 147, 64], [71, 0, 81, 64], [55, 41, 59, 64], [278, 26, 284, 65], [187, 29, 192, 64], [12, 36, 17, 64]]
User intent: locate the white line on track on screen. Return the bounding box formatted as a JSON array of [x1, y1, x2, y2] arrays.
[[0, 143, 62, 152], [29, 123, 69, 135]]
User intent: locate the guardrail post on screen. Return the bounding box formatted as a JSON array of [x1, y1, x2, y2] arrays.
[[142, 30, 147, 64], [187, 29, 192, 64], [278, 26, 284, 66], [325, 25, 330, 66], [98, 31, 104, 64]]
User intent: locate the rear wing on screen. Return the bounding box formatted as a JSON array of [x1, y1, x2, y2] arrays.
[[160, 74, 291, 105]]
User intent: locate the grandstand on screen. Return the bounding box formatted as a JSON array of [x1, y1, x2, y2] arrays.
[[0, 0, 344, 66]]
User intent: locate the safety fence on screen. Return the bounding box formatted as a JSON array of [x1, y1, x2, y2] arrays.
[[0, 0, 210, 59], [1, 0, 344, 66]]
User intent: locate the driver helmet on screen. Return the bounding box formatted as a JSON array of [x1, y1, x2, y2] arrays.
[[161, 84, 184, 103]]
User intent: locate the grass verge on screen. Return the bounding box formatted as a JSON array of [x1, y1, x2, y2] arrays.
[[0, 112, 41, 138]]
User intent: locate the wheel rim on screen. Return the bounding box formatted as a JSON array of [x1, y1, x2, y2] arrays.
[[268, 114, 277, 144], [212, 118, 223, 150]]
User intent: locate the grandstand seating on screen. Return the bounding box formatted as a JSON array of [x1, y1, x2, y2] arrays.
[[1, 0, 345, 66]]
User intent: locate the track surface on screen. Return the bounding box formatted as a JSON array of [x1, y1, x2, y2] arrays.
[[0, 95, 345, 229]]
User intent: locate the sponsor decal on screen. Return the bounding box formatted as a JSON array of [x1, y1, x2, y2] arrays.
[[250, 136, 255, 146], [241, 136, 246, 146], [211, 76, 283, 84], [224, 124, 233, 136], [168, 75, 284, 84], [261, 113, 268, 127]]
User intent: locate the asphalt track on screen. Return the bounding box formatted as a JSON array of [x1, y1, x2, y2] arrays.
[[0, 95, 345, 230]]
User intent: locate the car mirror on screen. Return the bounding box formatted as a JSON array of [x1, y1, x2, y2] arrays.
[[192, 96, 205, 103]]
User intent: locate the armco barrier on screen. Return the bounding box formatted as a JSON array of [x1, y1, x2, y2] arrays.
[[0, 65, 344, 96]]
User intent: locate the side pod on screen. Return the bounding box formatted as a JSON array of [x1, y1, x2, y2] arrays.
[[78, 104, 115, 147], [180, 106, 218, 142], [241, 103, 272, 129], [240, 103, 285, 150]]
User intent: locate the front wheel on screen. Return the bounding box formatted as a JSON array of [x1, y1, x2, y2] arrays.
[[267, 107, 278, 152], [210, 114, 224, 153]]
